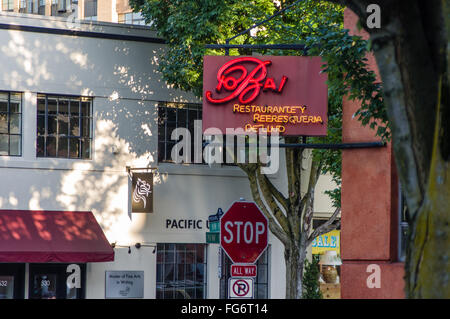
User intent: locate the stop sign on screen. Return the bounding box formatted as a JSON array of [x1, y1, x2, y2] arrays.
[[220, 201, 268, 264]]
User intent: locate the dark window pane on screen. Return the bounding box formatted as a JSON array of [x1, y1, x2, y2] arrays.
[[9, 114, 21, 135], [0, 134, 8, 155], [81, 139, 91, 159], [37, 136, 45, 157], [31, 274, 57, 299], [58, 137, 68, 157], [37, 98, 46, 115], [46, 137, 57, 157], [195, 287, 204, 299], [10, 102, 21, 113], [48, 99, 57, 115], [0, 100, 7, 113], [166, 142, 175, 161], [37, 115, 45, 135], [167, 107, 176, 122], [158, 142, 166, 162], [9, 135, 21, 156], [70, 117, 80, 136], [58, 115, 69, 136], [163, 289, 174, 299], [0, 114, 8, 134], [81, 117, 90, 137], [81, 101, 90, 117], [176, 264, 185, 282], [47, 116, 57, 135], [196, 264, 205, 282], [177, 108, 187, 128], [69, 138, 80, 158], [58, 99, 69, 115], [70, 100, 80, 115]]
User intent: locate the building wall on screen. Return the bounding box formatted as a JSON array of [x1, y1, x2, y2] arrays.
[[0, 11, 337, 299], [340, 9, 405, 299]]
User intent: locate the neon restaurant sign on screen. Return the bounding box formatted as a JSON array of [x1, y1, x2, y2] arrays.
[[202, 56, 328, 136]]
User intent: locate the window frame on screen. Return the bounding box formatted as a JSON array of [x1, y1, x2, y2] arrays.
[[158, 101, 203, 164], [2, 0, 14, 11], [0, 91, 23, 157], [156, 243, 208, 299], [28, 263, 86, 299], [83, 0, 97, 20], [36, 94, 93, 160]]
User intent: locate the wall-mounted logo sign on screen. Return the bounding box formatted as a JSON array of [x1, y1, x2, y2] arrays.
[[203, 56, 328, 136], [131, 173, 153, 213]]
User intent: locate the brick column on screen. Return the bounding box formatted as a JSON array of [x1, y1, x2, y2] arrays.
[[340, 8, 405, 299]]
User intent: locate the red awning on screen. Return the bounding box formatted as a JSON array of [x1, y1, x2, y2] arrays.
[[0, 210, 114, 263]]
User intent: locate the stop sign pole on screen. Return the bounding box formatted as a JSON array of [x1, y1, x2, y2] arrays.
[[220, 201, 268, 264]]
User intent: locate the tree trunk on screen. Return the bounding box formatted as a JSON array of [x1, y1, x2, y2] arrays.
[[325, 0, 449, 298], [284, 237, 308, 298], [405, 75, 450, 298]]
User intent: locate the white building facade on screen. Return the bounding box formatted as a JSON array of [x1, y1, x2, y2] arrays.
[[0, 12, 336, 299]]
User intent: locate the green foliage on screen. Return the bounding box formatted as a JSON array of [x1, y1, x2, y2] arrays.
[[302, 255, 323, 299], [130, 0, 390, 207]]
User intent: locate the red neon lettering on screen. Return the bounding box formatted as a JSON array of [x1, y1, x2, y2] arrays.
[[263, 78, 277, 91], [277, 76, 288, 93], [206, 57, 275, 104]]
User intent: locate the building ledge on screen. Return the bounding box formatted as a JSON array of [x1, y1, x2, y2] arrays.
[[0, 11, 163, 42]]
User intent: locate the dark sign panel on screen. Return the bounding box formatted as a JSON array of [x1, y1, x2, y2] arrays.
[[203, 56, 328, 136], [131, 173, 153, 213]]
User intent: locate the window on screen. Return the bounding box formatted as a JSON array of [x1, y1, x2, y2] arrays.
[[0, 264, 25, 299], [37, 0, 45, 14], [0, 92, 22, 157], [29, 264, 85, 299], [399, 184, 409, 262], [36, 94, 92, 159], [83, 0, 97, 20], [158, 102, 202, 163], [118, 12, 152, 27], [19, 0, 31, 13], [220, 247, 269, 299], [51, 0, 76, 16], [156, 243, 207, 299], [2, 0, 14, 11]]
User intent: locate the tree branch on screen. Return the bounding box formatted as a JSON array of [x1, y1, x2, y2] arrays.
[[256, 168, 290, 235], [240, 164, 290, 245], [307, 206, 341, 247], [261, 173, 290, 213]]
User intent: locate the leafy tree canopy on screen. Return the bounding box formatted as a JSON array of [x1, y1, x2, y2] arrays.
[[130, 0, 389, 207]]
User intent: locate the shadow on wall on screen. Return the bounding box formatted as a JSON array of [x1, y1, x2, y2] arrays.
[[0, 26, 196, 237]]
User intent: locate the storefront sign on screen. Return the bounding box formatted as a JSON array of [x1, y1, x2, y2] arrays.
[[312, 230, 340, 254], [203, 56, 328, 136], [131, 173, 153, 213], [166, 218, 206, 230], [105, 271, 144, 299]]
